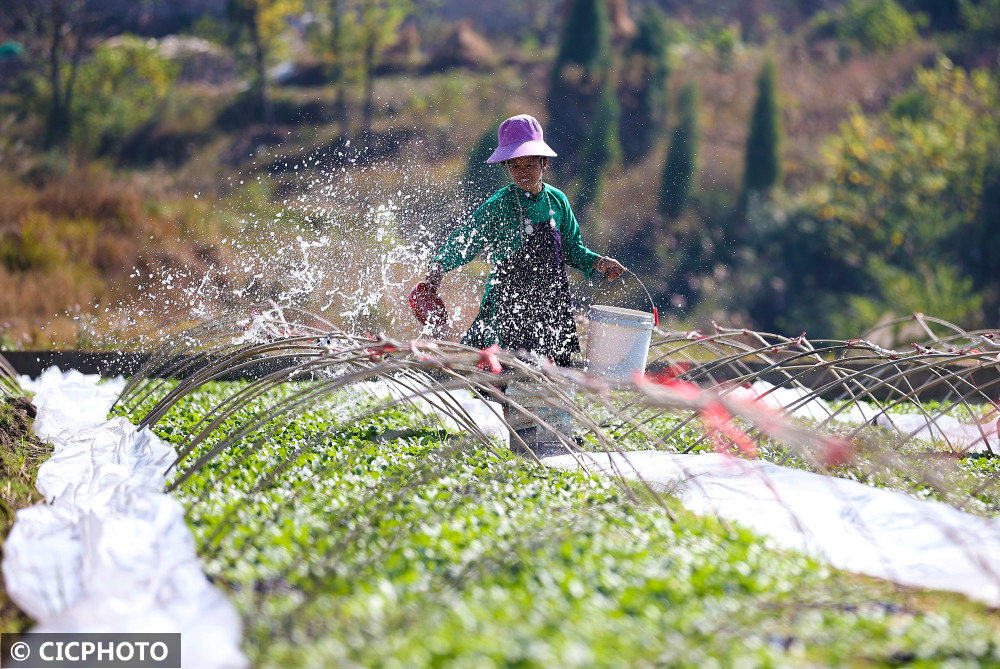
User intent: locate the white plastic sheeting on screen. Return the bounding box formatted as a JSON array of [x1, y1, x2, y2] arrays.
[[727, 380, 879, 424], [733, 380, 999, 452], [3, 367, 246, 669], [543, 450, 1000, 606], [875, 413, 999, 454], [538, 380, 1000, 604]]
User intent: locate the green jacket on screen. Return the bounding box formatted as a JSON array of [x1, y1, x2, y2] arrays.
[[433, 184, 600, 321]]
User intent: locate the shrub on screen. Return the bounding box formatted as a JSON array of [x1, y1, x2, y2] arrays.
[[618, 5, 670, 162], [747, 58, 1000, 336], [659, 82, 700, 220], [68, 36, 179, 156], [959, 0, 1000, 44], [743, 57, 783, 197], [837, 0, 922, 52], [463, 122, 506, 210]]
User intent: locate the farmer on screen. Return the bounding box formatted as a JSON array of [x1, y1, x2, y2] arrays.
[[418, 113, 626, 366]]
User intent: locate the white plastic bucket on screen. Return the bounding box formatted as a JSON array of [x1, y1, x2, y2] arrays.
[[586, 305, 655, 380]]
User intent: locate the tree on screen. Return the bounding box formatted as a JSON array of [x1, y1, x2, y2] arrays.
[[911, 0, 960, 31], [838, 0, 919, 52], [226, 0, 302, 126], [351, 0, 412, 143], [747, 58, 1000, 336], [659, 81, 700, 220], [618, 5, 670, 163], [743, 57, 783, 197], [71, 37, 178, 157], [3, 0, 108, 147], [959, 0, 1000, 44], [546, 0, 613, 179], [574, 80, 621, 222], [328, 0, 349, 133], [464, 122, 506, 210]]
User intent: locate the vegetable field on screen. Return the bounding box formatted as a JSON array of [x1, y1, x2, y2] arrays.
[[118, 375, 1000, 668]]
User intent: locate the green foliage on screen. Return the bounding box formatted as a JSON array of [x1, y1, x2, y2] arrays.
[[837, 0, 921, 52], [14, 36, 179, 156], [889, 87, 934, 120], [704, 21, 741, 68], [959, 0, 1000, 43], [829, 261, 984, 333], [226, 0, 304, 43], [805, 10, 840, 41], [116, 381, 1000, 667], [187, 14, 235, 46], [659, 81, 700, 220], [573, 80, 620, 221], [226, 0, 304, 124], [743, 57, 783, 196], [551, 0, 611, 73], [910, 0, 961, 31], [819, 60, 997, 274], [463, 122, 507, 210], [68, 37, 179, 156], [546, 0, 613, 178], [618, 5, 671, 162], [746, 58, 1000, 336], [0, 396, 50, 632]]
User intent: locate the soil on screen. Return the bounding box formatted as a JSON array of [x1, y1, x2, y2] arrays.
[[0, 397, 43, 453]]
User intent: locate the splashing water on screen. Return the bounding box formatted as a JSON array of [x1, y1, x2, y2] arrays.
[[101, 136, 493, 351]]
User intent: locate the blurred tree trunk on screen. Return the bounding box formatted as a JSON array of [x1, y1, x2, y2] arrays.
[[44, 1, 70, 146], [362, 36, 375, 142], [330, 0, 348, 135], [546, 0, 613, 179], [4, 0, 95, 148], [353, 0, 412, 149], [248, 6, 275, 127]]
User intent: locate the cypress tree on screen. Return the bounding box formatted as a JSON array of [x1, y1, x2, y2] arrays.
[[619, 5, 670, 162], [463, 122, 506, 211], [574, 80, 621, 222], [743, 57, 783, 195], [546, 0, 612, 179], [659, 81, 700, 219], [553, 0, 611, 71]]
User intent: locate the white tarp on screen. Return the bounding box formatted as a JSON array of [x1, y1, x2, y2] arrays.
[[542, 450, 1000, 606], [3, 367, 246, 669], [875, 412, 999, 453], [727, 380, 879, 424]]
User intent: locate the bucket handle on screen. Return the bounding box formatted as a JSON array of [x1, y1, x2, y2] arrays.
[[595, 269, 659, 327]]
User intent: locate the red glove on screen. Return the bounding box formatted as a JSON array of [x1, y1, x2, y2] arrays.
[[409, 282, 448, 327]]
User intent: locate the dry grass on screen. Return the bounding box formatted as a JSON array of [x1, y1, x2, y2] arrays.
[[0, 164, 222, 348]]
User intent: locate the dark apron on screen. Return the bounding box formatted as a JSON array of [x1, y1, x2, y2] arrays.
[[463, 222, 579, 367]]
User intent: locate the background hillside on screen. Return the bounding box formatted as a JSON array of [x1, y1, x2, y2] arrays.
[[1, 0, 998, 348]]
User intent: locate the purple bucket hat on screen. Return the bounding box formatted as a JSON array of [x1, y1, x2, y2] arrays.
[[485, 114, 558, 164]]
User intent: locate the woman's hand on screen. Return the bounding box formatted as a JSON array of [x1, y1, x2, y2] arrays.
[[594, 256, 626, 282]]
